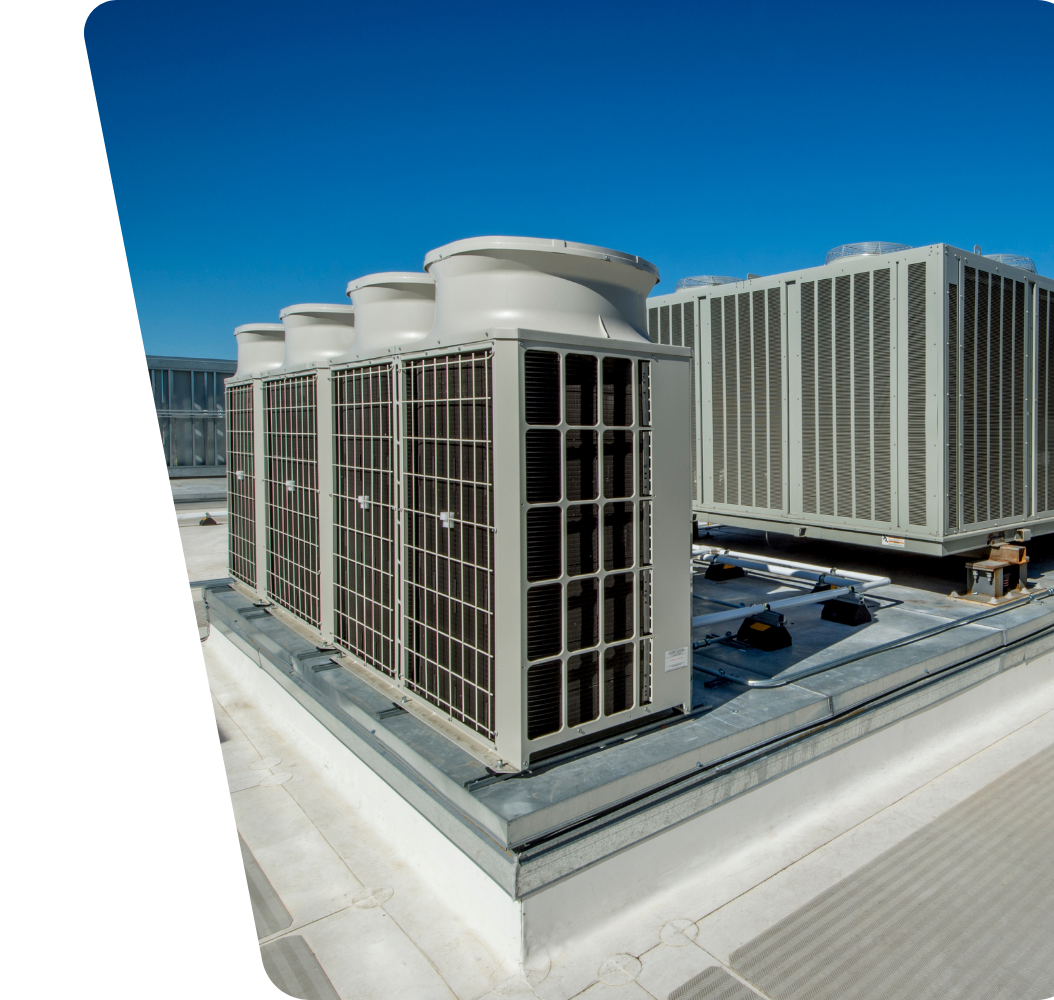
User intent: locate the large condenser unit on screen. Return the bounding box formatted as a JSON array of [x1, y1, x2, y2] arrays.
[[227, 239, 693, 771], [647, 243, 1054, 556]]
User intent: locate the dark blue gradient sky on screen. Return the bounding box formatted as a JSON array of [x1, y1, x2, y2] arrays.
[[85, 0, 1054, 359]]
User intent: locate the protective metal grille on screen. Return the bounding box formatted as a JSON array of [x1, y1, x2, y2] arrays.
[[959, 267, 1027, 527], [333, 364, 396, 677], [523, 349, 652, 751], [264, 375, 320, 627], [1039, 288, 1053, 513], [800, 269, 893, 522], [907, 261, 928, 526], [226, 382, 256, 587], [710, 290, 783, 510], [403, 351, 495, 740]]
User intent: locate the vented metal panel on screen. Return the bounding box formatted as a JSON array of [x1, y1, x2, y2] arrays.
[[959, 267, 1027, 527], [1039, 288, 1053, 514], [522, 349, 653, 752], [403, 351, 495, 740], [333, 364, 396, 676], [648, 306, 658, 343], [710, 289, 783, 510], [907, 262, 928, 526], [800, 270, 892, 522], [948, 284, 959, 531], [684, 300, 698, 502], [226, 382, 256, 587], [264, 375, 320, 627]]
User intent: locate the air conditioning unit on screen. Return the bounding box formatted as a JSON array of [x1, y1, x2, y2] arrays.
[[648, 243, 1054, 556], [227, 239, 693, 770]]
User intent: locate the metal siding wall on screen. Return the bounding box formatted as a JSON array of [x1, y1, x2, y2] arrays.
[[873, 269, 892, 522], [264, 375, 321, 627], [333, 364, 397, 677], [226, 382, 256, 586], [801, 281, 817, 513], [768, 286, 783, 510]]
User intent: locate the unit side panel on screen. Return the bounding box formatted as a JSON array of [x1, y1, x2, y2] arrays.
[[1038, 283, 1054, 515], [786, 281, 803, 517], [402, 350, 496, 742], [264, 374, 321, 627], [516, 341, 690, 765], [226, 380, 256, 588], [332, 363, 397, 677]]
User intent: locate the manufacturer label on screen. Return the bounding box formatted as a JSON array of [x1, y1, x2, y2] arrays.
[[881, 535, 906, 547], [664, 646, 689, 672]]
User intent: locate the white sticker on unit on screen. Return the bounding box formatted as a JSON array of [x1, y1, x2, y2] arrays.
[[882, 535, 906, 547], [664, 646, 689, 672]]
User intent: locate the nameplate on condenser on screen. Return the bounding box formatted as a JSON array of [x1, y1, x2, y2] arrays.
[[664, 646, 689, 672]]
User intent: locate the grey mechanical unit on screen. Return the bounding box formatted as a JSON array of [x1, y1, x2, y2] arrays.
[[648, 242, 1054, 556], [225, 237, 693, 770]]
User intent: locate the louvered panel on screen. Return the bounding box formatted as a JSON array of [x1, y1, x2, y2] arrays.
[[711, 297, 726, 504], [672, 302, 683, 347], [1013, 280, 1025, 517], [526, 429, 561, 502], [526, 660, 562, 739], [873, 269, 892, 522], [853, 272, 872, 520], [767, 286, 782, 510], [648, 307, 658, 343], [998, 276, 1012, 518], [801, 281, 817, 514], [817, 278, 835, 516], [683, 301, 698, 502], [948, 283, 959, 531], [566, 652, 599, 726], [907, 261, 928, 527], [526, 506, 561, 581], [1040, 289, 1051, 513], [527, 583, 562, 660], [962, 267, 978, 526], [834, 275, 852, 518], [752, 290, 768, 506], [724, 296, 740, 505], [659, 304, 670, 345], [565, 578, 598, 652], [738, 292, 753, 507], [524, 350, 560, 424]]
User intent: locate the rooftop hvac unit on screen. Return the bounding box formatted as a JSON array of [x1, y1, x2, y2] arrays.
[[227, 323, 286, 592], [227, 238, 693, 770], [647, 243, 1054, 556]]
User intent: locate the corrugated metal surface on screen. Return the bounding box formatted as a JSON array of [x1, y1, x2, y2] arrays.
[[264, 375, 320, 628], [226, 382, 256, 587]]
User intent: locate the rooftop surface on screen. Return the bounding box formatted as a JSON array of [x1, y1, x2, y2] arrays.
[[183, 507, 1054, 999]]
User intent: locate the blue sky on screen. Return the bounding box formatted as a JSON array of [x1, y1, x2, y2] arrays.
[[86, 0, 1054, 360]]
